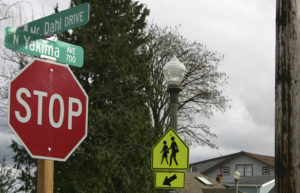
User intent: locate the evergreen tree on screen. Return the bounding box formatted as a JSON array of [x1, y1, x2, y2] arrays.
[[54, 0, 157, 192], [10, 0, 160, 192]]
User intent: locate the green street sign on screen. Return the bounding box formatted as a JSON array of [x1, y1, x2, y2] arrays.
[[18, 2, 89, 36], [155, 171, 185, 189], [152, 128, 189, 170], [5, 27, 84, 67]]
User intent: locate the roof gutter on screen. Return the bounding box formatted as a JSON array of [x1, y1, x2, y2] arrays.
[[225, 179, 274, 188], [262, 179, 275, 187], [225, 184, 262, 187]]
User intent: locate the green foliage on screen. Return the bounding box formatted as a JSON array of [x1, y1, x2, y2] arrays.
[[53, 0, 159, 192]]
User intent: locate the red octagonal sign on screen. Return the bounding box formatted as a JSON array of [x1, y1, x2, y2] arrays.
[[8, 59, 88, 161]]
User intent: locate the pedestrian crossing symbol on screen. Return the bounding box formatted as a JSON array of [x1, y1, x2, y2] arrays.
[[151, 128, 189, 170]]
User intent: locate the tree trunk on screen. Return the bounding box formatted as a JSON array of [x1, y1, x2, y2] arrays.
[[275, 0, 300, 192]]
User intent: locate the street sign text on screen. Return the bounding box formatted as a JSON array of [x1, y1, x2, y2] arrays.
[[15, 87, 82, 130], [5, 27, 84, 67], [19, 2, 89, 36]]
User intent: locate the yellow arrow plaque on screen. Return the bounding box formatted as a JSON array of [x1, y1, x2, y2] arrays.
[[151, 128, 189, 170], [155, 171, 185, 189]]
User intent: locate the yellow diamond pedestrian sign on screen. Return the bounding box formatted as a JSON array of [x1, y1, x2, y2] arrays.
[[151, 128, 189, 170], [155, 171, 185, 189]]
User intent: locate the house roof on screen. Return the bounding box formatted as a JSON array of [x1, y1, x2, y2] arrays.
[[244, 152, 274, 167], [177, 172, 246, 193], [225, 176, 275, 186], [190, 151, 274, 174], [177, 172, 224, 193]]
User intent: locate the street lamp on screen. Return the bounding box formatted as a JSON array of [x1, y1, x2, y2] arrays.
[[163, 56, 186, 130], [234, 170, 240, 193]]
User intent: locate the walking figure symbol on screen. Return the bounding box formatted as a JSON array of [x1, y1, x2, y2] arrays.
[[169, 136, 178, 166], [160, 136, 179, 166], [160, 141, 169, 164]]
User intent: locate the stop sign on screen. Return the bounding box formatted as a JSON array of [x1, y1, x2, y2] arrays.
[[8, 59, 88, 161]]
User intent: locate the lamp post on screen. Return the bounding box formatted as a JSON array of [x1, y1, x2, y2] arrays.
[[163, 57, 186, 193], [163, 56, 186, 131], [234, 170, 240, 193]]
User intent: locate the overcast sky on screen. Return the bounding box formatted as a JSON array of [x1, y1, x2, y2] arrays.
[[0, 0, 276, 164], [138, 0, 276, 163]]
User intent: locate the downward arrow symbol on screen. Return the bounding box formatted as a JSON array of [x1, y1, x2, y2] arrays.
[[163, 174, 177, 186]]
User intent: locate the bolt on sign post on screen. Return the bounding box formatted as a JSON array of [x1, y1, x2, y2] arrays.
[[5, 27, 84, 67], [151, 128, 189, 189], [18, 2, 89, 37]]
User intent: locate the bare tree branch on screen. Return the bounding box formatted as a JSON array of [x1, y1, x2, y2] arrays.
[[0, 0, 33, 22], [0, 0, 33, 113], [145, 24, 229, 147]]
